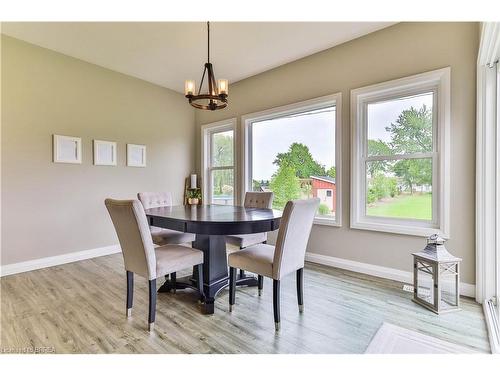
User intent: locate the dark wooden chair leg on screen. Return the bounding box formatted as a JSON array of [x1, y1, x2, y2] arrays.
[[297, 268, 304, 312], [148, 279, 157, 331], [273, 279, 281, 331], [171, 272, 176, 294], [126, 271, 133, 317], [239, 247, 245, 278], [229, 267, 237, 311], [195, 264, 204, 302], [258, 275, 263, 296]]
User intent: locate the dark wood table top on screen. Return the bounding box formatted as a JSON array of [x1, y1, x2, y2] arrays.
[[145, 204, 282, 235]]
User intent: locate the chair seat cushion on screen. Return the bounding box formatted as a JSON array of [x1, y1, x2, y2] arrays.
[[228, 243, 275, 278], [155, 245, 203, 277], [150, 226, 195, 245], [225, 232, 267, 248]]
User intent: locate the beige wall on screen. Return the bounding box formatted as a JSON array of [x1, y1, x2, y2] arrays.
[[1, 35, 195, 265], [196, 22, 479, 284]]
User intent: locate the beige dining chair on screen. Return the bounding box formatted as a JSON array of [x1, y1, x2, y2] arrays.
[[226, 192, 274, 287], [105, 198, 204, 331], [228, 198, 319, 331], [137, 192, 196, 246]]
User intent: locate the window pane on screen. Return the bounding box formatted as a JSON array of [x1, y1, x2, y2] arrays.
[[250, 106, 336, 220], [367, 92, 434, 156], [365, 158, 432, 221], [211, 130, 233, 167], [211, 169, 234, 205]]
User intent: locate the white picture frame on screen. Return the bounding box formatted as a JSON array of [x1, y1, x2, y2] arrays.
[[93, 140, 117, 166], [127, 144, 146, 167], [53, 134, 82, 164]]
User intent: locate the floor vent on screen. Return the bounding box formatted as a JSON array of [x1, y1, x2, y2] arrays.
[[403, 284, 432, 297], [403, 284, 414, 293]]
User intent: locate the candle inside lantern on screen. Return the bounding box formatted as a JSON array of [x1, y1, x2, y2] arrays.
[[190, 174, 197, 189], [185, 80, 195, 96], [218, 79, 228, 95]]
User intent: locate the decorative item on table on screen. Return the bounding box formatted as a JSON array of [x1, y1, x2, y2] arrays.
[[184, 174, 203, 205], [187, 188, 202, 205], [412, 234, 462, 314]]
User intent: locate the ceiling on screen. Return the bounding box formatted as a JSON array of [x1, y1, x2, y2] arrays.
[[2, 22, 396, 93]]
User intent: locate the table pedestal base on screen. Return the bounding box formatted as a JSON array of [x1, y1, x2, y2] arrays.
[[157, 273, 258, 314], [157, 234, 258, 315]]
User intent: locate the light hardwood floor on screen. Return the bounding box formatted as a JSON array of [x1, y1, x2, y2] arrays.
[[0, 253, 490, 353]]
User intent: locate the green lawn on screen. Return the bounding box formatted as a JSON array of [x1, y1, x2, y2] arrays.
[[367, 193, 432, 220]]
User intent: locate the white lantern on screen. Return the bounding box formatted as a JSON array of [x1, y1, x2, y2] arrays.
[[412, 234, 462, 314]]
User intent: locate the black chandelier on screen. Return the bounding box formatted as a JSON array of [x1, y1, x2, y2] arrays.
[[185, 22, 228, 110]]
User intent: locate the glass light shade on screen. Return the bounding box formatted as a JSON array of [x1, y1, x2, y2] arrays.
[[185, 80, 195, 96], [218, 79, 228, 95]]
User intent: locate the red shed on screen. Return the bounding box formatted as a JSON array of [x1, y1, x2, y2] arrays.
[[311, 176, 336, 213]]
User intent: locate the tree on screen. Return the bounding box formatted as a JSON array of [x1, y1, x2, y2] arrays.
[[269, 163, 301, 209], [367, 140, 392, 178], [387, 105, 433, 193], [252, 180, 262, 191], [393, 158, 431, 194], [386, 105, 433, 154], [212, 133, 233, 195], [273, 143, 326, 178], [326, 166, 336, 179], [212, 133, 233, 166]]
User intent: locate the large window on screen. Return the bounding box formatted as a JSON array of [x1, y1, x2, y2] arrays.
[[201, 119, 236, 205], [242, 94, 342, 226], [351, 68, 450, 237]]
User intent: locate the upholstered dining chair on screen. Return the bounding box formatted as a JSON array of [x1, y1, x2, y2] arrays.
[[138, 192, 196, 246], [228, 198, 319, 331], [105, 198, 204, 331], [225, 192, 274, 287]]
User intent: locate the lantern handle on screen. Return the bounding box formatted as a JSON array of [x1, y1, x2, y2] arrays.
[[427, 233, 445, 245]]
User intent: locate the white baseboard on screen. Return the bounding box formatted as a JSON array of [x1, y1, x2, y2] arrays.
[[0, 245, 121, 277], [0, 247, 476, 299], [305, 252, 476, 298]]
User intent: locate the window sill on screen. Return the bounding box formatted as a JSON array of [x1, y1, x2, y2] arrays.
[[313, 217, 341, 227], [350, 220, 448, 238]]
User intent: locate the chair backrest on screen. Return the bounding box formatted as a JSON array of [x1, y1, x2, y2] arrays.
[[273, 198, 320, 280], [244, 191, 274, 209], [105, 199, 157, 280], [137, 191, 173, 210]]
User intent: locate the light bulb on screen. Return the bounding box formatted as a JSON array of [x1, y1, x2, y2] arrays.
[[218, 79, 228, 95], [185, 80, 195, 96]]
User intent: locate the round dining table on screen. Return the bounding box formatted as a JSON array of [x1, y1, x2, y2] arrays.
[[145, 204, 282, 314]]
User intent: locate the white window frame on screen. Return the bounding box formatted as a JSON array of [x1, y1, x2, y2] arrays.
[[476, 22, 500, 354], [241, 93, 342, 226], [201, 118, 237, 206], [350, 68, 451, 237]]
